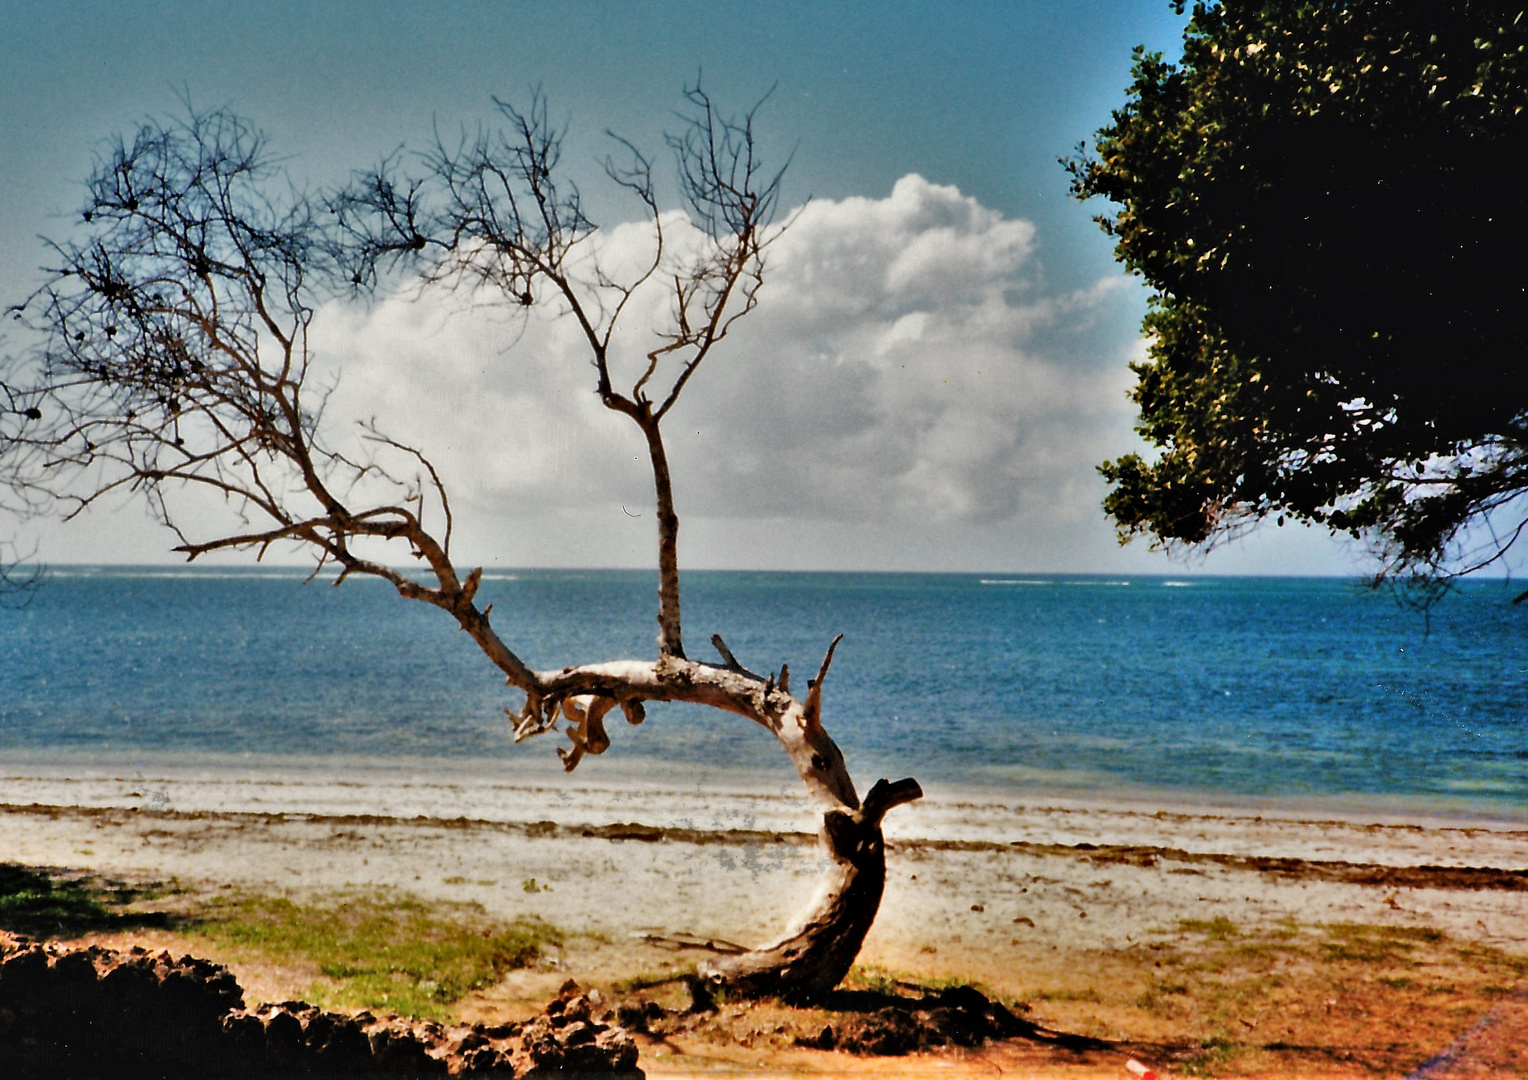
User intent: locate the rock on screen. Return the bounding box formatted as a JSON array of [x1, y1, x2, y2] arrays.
[[0, 931, 645, 1077], [367, 1022, 445, 1074], [792, 1023, 837, 1050], [262, 1007, 306, 1063], [0, 944, 49, 996], [614, 1001, 663, 1034]]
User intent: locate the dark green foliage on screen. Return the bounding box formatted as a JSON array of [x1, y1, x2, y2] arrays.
[[1068, 1, 1528, 596]]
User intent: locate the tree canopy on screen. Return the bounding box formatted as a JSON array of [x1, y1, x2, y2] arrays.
[[1068, 0, 1528, 596]]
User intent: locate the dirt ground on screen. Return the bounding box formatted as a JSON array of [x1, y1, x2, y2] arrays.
[[5, 794, 1527, 1078]]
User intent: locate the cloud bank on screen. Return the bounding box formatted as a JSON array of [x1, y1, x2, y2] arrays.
[[23, 173, 1349, 573], [310, 175, 1154, 571]]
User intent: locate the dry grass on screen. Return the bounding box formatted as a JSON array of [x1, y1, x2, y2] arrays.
[[1001, 916, 1527, 1076], [8, 859, 1525, 1076]]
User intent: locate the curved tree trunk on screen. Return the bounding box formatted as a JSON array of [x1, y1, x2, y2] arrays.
[[507, 648, 922, 1002], [700, 776, 922, 1001]]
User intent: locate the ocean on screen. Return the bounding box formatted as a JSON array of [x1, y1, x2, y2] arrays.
[[1, 567, 1524, 820]]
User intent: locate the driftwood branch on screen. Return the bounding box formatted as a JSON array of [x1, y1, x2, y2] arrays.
[[710, 632, 765, 681], [861, 777, 925, 827], [804, 633, 843, 729], [710, 633, 743, 670], [632, 932, 748, 955]]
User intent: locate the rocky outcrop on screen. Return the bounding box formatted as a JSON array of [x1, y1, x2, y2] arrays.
[[0, 932, 641, 1078]]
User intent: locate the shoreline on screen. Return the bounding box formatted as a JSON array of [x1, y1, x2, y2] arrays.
[[4, 778, 1525, 957], [3, 748, 1525, 833]]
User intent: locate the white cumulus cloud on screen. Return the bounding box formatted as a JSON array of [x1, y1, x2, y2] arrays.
[[26, 173, 1357, 573], [306, 174, 1150, 570]]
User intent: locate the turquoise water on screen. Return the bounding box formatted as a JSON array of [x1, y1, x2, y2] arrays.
[[1, 568, 1524, 814]]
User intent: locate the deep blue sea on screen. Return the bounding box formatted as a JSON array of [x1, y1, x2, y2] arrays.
[[1, 567, 1525, 816]]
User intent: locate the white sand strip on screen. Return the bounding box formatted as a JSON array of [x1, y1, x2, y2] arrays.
[[2, 753, 1524, 870]]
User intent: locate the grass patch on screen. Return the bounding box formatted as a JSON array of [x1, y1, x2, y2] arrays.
[[1033, 987, 1102, 1004], [190, 891, 558, 1020], [1180, 1035, 1243, 1076], [1177, 916, 1240, 941], [845, 966, 907, 997], [1321, 923, 1443, 963], [0, 863, 179, 939]]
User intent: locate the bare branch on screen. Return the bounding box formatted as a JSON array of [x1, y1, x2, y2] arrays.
[[3, 103, 536, 695], [710, 633, 744, 671], [2, 94, 921, 1003], [359, 420, 456, 557], [804, 633, 844, 730], [0, 538, 42, 608]]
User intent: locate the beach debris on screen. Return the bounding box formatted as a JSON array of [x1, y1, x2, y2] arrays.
[[1125, 1057, 1160, 1079], [685, 975, 720, 1014], [781, 984, 1034, 1056], [629, 931, 748, 955], [0, 932, 643, 1078]]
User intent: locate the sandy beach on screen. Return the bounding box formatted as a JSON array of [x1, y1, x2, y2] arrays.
[[3, 757, 1526, 1077]]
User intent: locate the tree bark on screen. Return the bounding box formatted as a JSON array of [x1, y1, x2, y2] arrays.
[[639, 416, 685, 659], [517, 653, 921, 1001], [700, 777, 922, 1002]]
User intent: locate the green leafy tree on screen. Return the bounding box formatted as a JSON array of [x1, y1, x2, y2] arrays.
[[1068, 1, 1528, 598]]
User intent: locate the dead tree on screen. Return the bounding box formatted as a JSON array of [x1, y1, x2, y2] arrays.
[[1, 336, 48, 602], [4, 95, 921, 1001]]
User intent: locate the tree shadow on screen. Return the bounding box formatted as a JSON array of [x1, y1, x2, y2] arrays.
[[0, 863, 182, 940], [796, 982, 1116, 1055]]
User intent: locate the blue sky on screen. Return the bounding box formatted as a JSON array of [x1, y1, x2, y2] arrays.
[[1, 1, 1366, 574]]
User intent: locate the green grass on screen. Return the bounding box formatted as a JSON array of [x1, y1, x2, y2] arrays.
[[1321, 922, 1444, 964], [0, 864, 560, 1022], [847, 966, 907, 997], [1177, 916, 1240, 941], [191, 891, 559, 1020], [0, 863, 178, 938]]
